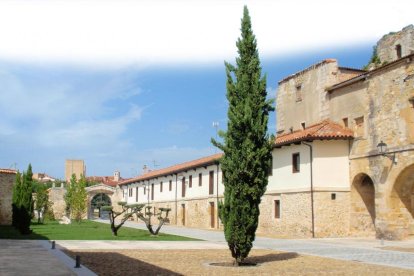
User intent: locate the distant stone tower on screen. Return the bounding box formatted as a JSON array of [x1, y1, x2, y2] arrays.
[[377, 25, 414, 64], [65, 160, 86, 182], [113, 171, 120, 182]]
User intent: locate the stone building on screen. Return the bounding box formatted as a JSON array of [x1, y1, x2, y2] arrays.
[[0, 169, 16, 225], [65, 159, 85, 182], [118, 25, 414, 239], [276, 24, 414, 239]]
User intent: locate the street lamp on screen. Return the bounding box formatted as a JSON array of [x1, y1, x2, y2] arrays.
[[376, 140, 397, 165]]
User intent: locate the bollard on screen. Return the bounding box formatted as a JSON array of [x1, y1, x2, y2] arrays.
[[51, 241, 55, 250], [75, 255, 81, 268]]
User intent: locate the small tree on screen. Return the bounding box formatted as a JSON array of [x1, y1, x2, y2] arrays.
[[33, 182, 52, 223], [212, 6, 274, 265], [136, 206, 171, 235], [102, 202, 144, 236], [64, 174, 87, 223]]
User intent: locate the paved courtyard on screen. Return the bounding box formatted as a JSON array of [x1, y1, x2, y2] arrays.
[[2, 219, 414, 275]]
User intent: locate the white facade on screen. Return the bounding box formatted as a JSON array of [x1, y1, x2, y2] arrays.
[[121, 141, 350, 206], [122, 163, 223, 205]]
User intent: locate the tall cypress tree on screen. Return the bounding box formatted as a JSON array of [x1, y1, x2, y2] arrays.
[[212, 6, 274, 265]]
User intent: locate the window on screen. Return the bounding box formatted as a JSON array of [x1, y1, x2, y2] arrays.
[[169, 180, 172, 191], [199, 173, 202, 186], [160, 181, 163, 193], [129, 188, 132, 197], [301, 122, 306, 129], [354, 116, 365, 137], [331, 193, 336, 200], [274, 200, 281, 219], [295, 84, 302, 102], [396, 44, 402, 59], [209, 171, 214, 195], [189, 175, 192, 188], [342, 117, 348, 127], [292, 153, 300, 173], [181, 177, 186, 197], [151, 183, 154, 200], [135, 187, 138, 202], [144, 186, 146, 195]]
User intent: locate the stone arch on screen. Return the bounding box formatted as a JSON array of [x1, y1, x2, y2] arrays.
[[86, 184, 116, 219], [390, 164, 414, 238], [350, 173, 376, 236]]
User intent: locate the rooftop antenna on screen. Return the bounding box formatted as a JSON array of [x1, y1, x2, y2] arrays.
[[152, 160, 159, 169]]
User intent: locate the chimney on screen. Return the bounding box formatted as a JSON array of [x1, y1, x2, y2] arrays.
[[142, 165, 150, 174]]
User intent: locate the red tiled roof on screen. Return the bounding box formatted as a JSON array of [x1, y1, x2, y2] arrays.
[[119, 153, 223, 186], [274, 120, 354, 147], [0, 169, 17, 174], [86, 176, 124, 187]]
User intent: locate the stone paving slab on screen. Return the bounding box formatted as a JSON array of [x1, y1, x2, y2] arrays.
[[0, 240, 76, 276]]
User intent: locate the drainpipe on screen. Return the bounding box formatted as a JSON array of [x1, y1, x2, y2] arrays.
[[175, 173, 178, 225], [216, 163, 219, 229], [302, 141, 315, 238]]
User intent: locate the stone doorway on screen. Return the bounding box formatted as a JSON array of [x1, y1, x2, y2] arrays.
[[90, 193, 112, 219], [390, 164, 414, 238], [350, 173, 376, 236]]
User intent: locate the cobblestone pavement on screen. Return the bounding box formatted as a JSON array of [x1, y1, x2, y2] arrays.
[[95, 219, 414, 271]]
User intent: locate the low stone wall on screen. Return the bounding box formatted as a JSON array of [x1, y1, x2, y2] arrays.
[[0, 172, 16, 225], [48, 187, 66, 220]]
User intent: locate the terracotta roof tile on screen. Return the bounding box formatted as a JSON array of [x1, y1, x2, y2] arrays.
[[119, 153, 223, 186], [275, 120, 354, 147], [0, 169, 17, 174], [86, 176, 124, 187]]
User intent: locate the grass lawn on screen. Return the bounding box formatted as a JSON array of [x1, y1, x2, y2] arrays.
[[0, 220, 198, 241]]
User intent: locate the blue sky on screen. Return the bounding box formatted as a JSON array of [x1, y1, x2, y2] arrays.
[[0, 0, 413, 179]]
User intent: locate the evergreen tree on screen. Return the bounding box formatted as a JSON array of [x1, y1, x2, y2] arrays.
[[12, 164, 34, 234], [212, 6, 274, 265]]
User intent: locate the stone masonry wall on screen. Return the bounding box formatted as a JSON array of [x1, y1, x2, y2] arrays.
[[258, 191, 350, 238], [0, 172, 15, 225], [313, 191, 350, 237], [377, 25, 414, 64], [48, 187, 66, 219], [258, 192, 313, 238]]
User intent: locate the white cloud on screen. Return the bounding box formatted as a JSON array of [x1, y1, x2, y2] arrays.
[[0, 0, 412, 66]]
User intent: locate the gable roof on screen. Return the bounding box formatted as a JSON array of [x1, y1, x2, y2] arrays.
[[274, 120, 354, 147], [119, 153, 223, 186], [0, 169, 17, 174]]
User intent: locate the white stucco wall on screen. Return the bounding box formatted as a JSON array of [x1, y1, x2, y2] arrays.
[[268, 144, 311, 192], [313, 140, 350, 189], [268, 140, 350, 192]]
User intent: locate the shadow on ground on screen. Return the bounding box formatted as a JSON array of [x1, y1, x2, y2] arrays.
[[63, 250, 183, 276], [210, 252, 299, 267]]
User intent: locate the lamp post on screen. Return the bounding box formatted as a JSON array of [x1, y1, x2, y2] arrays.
[[376, 140, 397, 164]]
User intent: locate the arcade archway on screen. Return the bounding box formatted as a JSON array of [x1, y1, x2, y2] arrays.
[[350, 173, 376, 236]]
